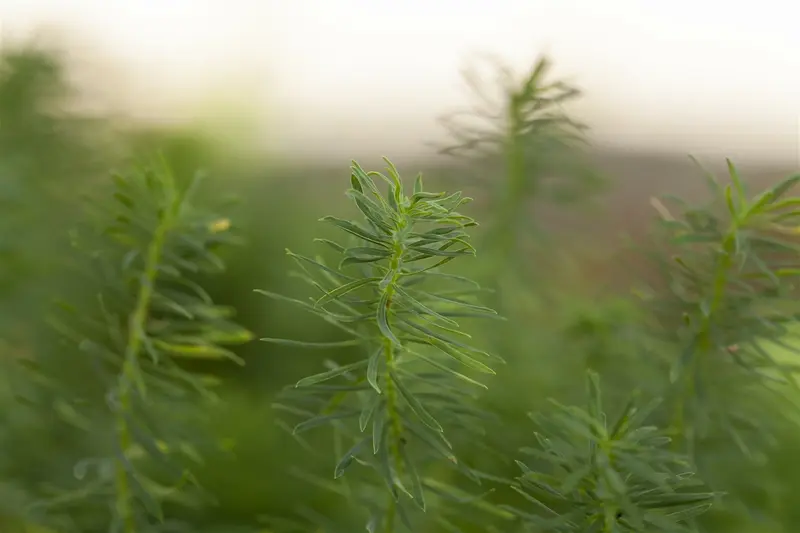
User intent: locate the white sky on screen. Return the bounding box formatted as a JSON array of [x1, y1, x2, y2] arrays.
[[1, 0, 798, 164]]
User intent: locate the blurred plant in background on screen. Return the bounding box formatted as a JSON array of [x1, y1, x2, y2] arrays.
[[0, 40, 115, 337], [435, 55, 605, 289], [433, 55, 608, 402]]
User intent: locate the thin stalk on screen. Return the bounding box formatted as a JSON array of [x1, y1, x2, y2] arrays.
[[597, 439, 618, 533], [497, 98, 527, 268], [383, 337, 403, 533], [603, 513, 615, 533], [114, 201, 178, 531], [672, 224, 738, 451], [485, 98, 533, 362], [482, 100, 525, 330], [381, 239, 406, 533]]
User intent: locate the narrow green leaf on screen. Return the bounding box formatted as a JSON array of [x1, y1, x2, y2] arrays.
[[413, 173, 424, 195], [724, 184, 737, 218], [260, 337, 362, 348], [285, 249, 355, 280], [401, 256, 456, 276], [408, 348, 488, 389], [295, 360, 368, 388], [387, 184, 400, 212], [360, 393, 382, 432], [340, 256, 386, 268], [746, 188, 775, 216], [313, 238, 345, 253], [395, 287, 458, 327], [768, 173, 800, 202], [372, 410, 386, 454], [114, 192, 135, 209], [334, 437, 370, 478], [399, 319, 496, 363], [377, 291, 402, 346], [382, 157, 404, 206], [350, 172, 363, 193], [390, 370, 444, 432], [411, 191, 445, 204], [726, 158, 747, 209], [401, 444, 426, 510], [293, 410, 360, 434], [367, 346, 383, 393], [315, 277, 377, 307], [319, 216, 390, 247], [408, 245, 473, 258], [346, 189, 395, 233], [404, 419, 456, 463], [345, 247, 392, 259], [424, 337, 496, 375], [351, 161, 387, 204], [152, 340, 244, 365]]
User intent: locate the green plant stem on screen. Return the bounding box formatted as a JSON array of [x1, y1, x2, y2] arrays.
[[496, 99, 526, 267], [482, 103, 525, 334], [672, 224, 737, 451], [381, 241, 406, 533], [114, 210, 174, 532], [484, 101, 530, 362], [603, 513, 615, 533], [383, 336, 403, 532]]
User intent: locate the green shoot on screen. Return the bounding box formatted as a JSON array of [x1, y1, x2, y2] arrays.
[[258, 158, 502, 532], [507, 371, 717, 532], [42, 157, 253, 531], [645, 160, 800, 455]]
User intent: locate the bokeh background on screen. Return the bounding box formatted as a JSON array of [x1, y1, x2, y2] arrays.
[[0, 1, 799, 532]]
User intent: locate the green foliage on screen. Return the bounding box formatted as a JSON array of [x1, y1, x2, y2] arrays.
[[433, 54, 608, 373], [3, 41, 800, 533], [0, 40, 108, 311], [643, 160, 800, 455], [29, 158, 253, 532], [436, 54, 605, 265], [258, 159, 504, 531], [509, 371, 715, 532]]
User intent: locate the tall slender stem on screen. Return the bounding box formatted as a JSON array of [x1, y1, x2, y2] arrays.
[[381, 238, 406, 533], [114, 203, 176, 532], [672, 225, 737, 451], [497, 98, 527, 270]]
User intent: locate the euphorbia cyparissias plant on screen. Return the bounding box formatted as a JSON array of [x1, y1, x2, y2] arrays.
[[644, 160, 800, 457], [39, 158, 252, 532], [258, 158, 504, 532], [506, 370, 716, 533]]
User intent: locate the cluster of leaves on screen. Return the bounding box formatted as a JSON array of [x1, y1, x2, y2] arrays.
[[508, 371, 716, 533], [642, 160, 800, 456], [258, 159, 505, 531], [28, 158, 253, 532], [437, 55, 586, 163]]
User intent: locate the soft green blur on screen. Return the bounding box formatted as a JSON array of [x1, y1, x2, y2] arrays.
[[1, 40, 799, 533]]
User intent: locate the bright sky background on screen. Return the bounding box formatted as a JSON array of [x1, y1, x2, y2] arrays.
[[1, 0, 798, 164]]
